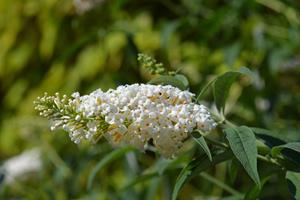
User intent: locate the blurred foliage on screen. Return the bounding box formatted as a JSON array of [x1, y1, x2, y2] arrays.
[[1, 0, 300, 199]]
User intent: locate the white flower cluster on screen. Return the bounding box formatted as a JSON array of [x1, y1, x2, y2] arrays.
[[35, 84, 216, 157], [1, 148, 42, 184], [73, 0, 105, 14]]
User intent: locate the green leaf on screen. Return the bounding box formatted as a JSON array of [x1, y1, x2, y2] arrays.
[[87, 146, 135, 190], [286, 171, 300, 199], [196, 78, 216, 102], [198, 67, 252, 104], [213, 71, 241, 113], [239, 67, 255, 81], [145, 177, 161, 200], [251, 127, 287, 147], [192, 134, 212, 161], [148, 75, 187, 90], [221, 196, 243, 200], [271, 142, 300, 157], [172, 150, 232, 200], [228, 159, 239, 185], [122, 172, 158, 190], [224, 126, 261, 187], [174, 74, 189, 89]]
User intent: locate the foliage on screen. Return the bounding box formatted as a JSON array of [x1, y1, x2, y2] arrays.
[[1, 0, 300, 199]]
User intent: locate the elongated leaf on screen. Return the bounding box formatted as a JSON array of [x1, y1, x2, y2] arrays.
[[172, 156, 205, 200], [200, 172, 242, 196], [251, 127, 287, 147], [225, 126, 260, 187], [213, 71, 241, 113], [198, 67, 252, 104], [172, 150, 232, 200], [228, 159, 239, 185], [122, 172, 158, 190], [244, 176, 270, 200], [123, 156, 187, 190], [145, 177, 161, 200], [196, 78, 216, 102], [87, 146, 135, 190], [192, 135, 212, 161], [272, 142, 300, 157], [286, 171, 300, 199], [148, 75, 187, 90], [272, 143, 300, 168]]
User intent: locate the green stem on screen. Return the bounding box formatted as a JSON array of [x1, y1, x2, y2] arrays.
[[204, 135, 228, 148], [224, 120, 237, 128], [257, 155, 282, 168], [200, 172, 243, 197]]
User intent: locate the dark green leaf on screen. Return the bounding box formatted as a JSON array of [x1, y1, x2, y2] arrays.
[[148, 75, 187, 90], [251, 127, 287, 147], [172, 150, 232, 200], [286, 171, 300, 199], [87, 146, 135, 190], [272, 142, 300, 157], [225, 126, 260, 187], [213, 71, 241, 113], [196, 78, 216, 102], [192, 135, 212, 161]]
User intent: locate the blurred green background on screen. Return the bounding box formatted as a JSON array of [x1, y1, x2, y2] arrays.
[[0, 0, 300, 199]]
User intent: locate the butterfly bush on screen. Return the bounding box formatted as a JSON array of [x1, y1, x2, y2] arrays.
[[34, 84, 216, 157]]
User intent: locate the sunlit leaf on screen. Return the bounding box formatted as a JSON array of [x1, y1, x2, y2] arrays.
[[148, 75, 187, 90], [224, 126, 260, 187], [212, 67, 252, 113], [174, 74, 189, 89]]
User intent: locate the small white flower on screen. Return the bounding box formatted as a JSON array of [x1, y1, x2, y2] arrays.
[[75, 115, 81, 121]]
